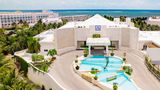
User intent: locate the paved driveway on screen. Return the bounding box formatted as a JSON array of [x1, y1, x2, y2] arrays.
[[48, 48, 160, 90], [48, 50, 100, 90]]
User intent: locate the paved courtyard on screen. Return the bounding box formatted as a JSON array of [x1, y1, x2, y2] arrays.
[[48, 48, 160, 90]]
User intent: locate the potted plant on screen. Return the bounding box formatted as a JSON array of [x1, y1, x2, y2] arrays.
[[75, 60, 78, 63], [83, 48, 89, 57], [113, 83, 118, 90], [110, 47, 114, 56], [94, 76, 98, 80], [76, 55, 78, 58], [75, 65, 79, 70], [123, 52, 126, 63]]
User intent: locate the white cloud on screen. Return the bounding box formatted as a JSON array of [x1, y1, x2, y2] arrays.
[[0, 0, 159, 9]]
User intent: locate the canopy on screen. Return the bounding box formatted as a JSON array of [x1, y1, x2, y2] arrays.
[[86, 38, 110, 46]]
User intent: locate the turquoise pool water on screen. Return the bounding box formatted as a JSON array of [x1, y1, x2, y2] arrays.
[[80, 56, 138, 90]]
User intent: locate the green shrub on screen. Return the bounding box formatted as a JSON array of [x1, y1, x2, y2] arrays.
[[113, 84, 118, 90], [32, 54, 44, 62], [94, 76, 98, 80], [110, 47, 114, 56], [90, 68, 99, 74], [76, 55, 78, 58], [75, 60, 78, 63], [123, 58, 126, 61], [51, 57, 56, 61], [83, 48, 89, 57], [84, 53, 88, 57], [110, 53, 114, 56], [92, 34, 101, 38], [123, 66, 133, 76], [75, 65, 79, 70]]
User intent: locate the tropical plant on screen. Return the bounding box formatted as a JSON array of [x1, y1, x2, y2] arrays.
[[120, 15, 126, 22], [27, 37, 40, 53], [113, 83, 118, 90], [131, 17, 160, 31], [0, 50, 37, 89], [75, 65, 79, 70], [123, 66, 133, 75], [41, 60, 48, 72], [104, 15, 114, 21], [83, 48, 89, 57], [110, 47, 114, 56], [19, 19, 23, 24], [62, 19, 68, 25], [32, 54, 44, 62], [92, 34, 101, 38], [75, 60, 78, 63], [123, 52, 127, 62], [94, 76, 98, 80], [11, 22, 17, 29], [0, 28, 6, 34], [47, 49, 57, 61], [90, 68, 100, 74]]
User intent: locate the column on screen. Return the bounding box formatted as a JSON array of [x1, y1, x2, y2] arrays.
[[106, 45, 108, 55], [88, 45, 91, 55]]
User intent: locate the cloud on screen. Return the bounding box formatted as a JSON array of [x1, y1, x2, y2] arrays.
[[0, 0, 160, 10]]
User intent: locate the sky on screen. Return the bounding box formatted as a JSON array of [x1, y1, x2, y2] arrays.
[[0, 0, 160, 10]]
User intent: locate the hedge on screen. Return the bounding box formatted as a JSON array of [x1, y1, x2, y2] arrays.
[[92, 34, 101, 38], [145, 56, 160, 80]]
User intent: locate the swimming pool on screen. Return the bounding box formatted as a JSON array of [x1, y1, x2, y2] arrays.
[[80, 56, 138, 90]]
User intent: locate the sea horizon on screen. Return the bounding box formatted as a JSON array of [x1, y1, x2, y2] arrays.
[[1, 9, 160, 17]]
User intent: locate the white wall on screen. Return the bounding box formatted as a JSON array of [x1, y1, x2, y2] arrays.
[[28, 64, 65, 90], [40, 42, 55, 54]]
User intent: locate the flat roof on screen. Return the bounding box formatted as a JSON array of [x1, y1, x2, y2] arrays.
[[35, 29, 54, 43], [87, 38, 110, 46], [147, 48, 160, 65], [139, 31, 160, 47]]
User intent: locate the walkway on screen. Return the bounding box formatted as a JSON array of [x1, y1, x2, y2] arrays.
[[48, 50, 100, 90], [48, 48, 160, 90]]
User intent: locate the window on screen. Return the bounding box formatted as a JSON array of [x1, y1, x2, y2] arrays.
[[44, 49, 48, 52]]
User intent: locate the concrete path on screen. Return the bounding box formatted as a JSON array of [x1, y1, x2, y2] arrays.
[[48, 49, 160, 90], [48, 51, 100, 90], [115, 48, 160, 90]]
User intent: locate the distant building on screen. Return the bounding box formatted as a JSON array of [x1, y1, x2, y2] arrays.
[[42, 16, 62, 24], [61, 15, 90, 21], [0, 10, 59, 28], [147, 16, 160, 26]]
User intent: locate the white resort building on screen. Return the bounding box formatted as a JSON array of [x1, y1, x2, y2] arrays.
[[36, 14, 142, 55], [0, 10, 59, 28], [147, 16, 160, 26]]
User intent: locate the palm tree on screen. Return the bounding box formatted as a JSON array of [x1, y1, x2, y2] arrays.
[[47, 49, 57, 60], [42, 59, 48, 72], [0, 28, 6, 34], [27, 37, 40, 53], [11, 22, 17, 29], [19, 19, 23, 24]]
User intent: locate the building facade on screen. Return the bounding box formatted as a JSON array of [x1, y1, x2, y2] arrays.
[[0, 10, 59, 28], [37, 14, 139, 55], [147, 16, 160, 26]]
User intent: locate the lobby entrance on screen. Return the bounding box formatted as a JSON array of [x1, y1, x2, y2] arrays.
[[86, 38, 110, 55]]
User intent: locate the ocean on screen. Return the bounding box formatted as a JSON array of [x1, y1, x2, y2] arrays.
[[1, 9, 160, 17]]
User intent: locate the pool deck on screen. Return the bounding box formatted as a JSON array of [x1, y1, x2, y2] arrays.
[[48, 48, 160, 90]]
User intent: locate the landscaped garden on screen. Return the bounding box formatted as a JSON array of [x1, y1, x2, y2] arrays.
[[31, 49, 57, 72]]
